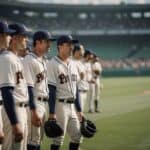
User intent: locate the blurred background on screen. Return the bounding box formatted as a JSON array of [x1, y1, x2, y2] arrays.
[[0, 0, 150, 77], [1, 1, 150, 150]]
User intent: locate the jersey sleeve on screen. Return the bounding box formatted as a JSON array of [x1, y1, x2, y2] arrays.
[[0, 61, 17, 87], [93, 62, 102, 72], [77, 61, 85, 74], [47, 59, 57, 86], [23, 57, 36, 87]]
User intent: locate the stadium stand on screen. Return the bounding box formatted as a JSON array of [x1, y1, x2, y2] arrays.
[[0, 1, 150, 75]]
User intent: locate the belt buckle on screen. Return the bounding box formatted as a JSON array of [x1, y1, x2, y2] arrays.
[[64, 99, 68, 103], [38, 97, 42, 101], [19, 102, 28, 107]]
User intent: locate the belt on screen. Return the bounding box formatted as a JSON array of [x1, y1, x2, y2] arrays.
[[59, 98, 74, 104], [16, 102, 28, 107], [79, 90, 87, 93], [0, 101, 3, 105], [37, 97, 48, 102]]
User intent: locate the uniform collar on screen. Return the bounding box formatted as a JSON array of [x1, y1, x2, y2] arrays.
[[55, 56, 71, 66], [29, 52, 44, 62]]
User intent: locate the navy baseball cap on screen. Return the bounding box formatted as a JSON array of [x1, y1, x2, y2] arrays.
[[57, 35, 78, 45], [0, 21, 14, 34], [33, 30, 56, 41], [9, 23, 31, 37]]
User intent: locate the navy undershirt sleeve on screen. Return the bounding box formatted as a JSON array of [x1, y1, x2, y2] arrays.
[[48, 84, 56, 114], [1, 86, 19, 125], [28, 86, 36, 110], [75, 87, 82, 112]]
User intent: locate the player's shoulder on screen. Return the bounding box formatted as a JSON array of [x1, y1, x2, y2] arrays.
[[0, 50, 17, 62], [24, 52, 38, 64], [48, 56, 60, 64], [47, 56, 58, 68]]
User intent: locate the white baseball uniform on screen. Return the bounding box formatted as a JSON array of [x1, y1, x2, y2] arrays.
[[84, 61, 95, 112], [92, 61, 102, 111], [72, 58, 89, 111], [0, 50, 28, 150], [0, 50, 3, 150], [23, 52, 49, 146], [47, 56, 82, 146], [0, 90, 2, 150]]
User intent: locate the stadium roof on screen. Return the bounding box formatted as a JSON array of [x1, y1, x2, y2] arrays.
[[1, 1, 150, 12]]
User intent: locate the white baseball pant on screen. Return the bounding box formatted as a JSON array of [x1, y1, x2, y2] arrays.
[[0, 105, 3, 150], [87, 83, 95, 112], [2, 105, 28, 150], [52, 100, 82, 146], [79, 91, 88, 112], [27, 100, 48, 146]]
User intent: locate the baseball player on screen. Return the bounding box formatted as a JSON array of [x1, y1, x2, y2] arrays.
[[47, 35, 84, 150], [23, 30, 56, 150], [92, 56, 103, 112], [0, 21, 13, 149], [72, 44, 89, 111], [0, 23, 30, 150], [83, 50, 95, 113]]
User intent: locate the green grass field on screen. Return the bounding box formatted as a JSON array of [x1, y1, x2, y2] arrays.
[[42, 77, 150, 150]]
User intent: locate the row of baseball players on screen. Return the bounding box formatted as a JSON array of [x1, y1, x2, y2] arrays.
[[0, 21, 102, 150]]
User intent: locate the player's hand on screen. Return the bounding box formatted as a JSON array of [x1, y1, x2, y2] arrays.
[[90, 80, 95, 84], [80, 72, 84, 80], [31, 109, 42, 127], [0, 129, 4, 144], [12, 123, 23, 143], [77, 112, 84, 122], [48, 113, 56, 120]]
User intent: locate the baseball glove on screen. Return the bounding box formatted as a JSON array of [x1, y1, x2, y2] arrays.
[[44, 119, 63, 138], [80, 118, 97, 138]]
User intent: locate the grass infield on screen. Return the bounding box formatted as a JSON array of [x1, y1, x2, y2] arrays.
[[42, 77, 150, 150]]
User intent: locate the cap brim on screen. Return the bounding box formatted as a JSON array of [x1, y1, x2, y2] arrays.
[[11, 31, 33, 37], [22, 31, 33, 37], [72, 39, 79, 43], [2, 29, 15, 34], [48, 38, 56, 41]]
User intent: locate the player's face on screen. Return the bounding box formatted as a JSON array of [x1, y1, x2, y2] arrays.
[[0, 33, 11, 48], [61, 42, 73, 57], [42, 40, 51, 53], [15, 35, 28, 50], [75, 50, 83, 60], [35, 40, 51, 56]]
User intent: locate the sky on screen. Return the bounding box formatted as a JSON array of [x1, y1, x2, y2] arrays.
[[17, 0, 150, 4]]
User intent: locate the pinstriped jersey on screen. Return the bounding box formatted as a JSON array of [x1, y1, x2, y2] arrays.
[[83, 61, 93, 82], [23, 52, 49, 98], [47, 56, 79, 99], [72, 59, 89, 91], [92, 61, 102, 78], [0, 50, 28, 103]]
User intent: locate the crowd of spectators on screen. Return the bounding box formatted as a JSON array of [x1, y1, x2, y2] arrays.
[[1, 16, 150, 71], [1, 12, 150, 31], [100, 58, 150, 70]]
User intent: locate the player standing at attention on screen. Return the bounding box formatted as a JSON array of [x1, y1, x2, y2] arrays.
[[0, 21, 13, 150], [72, 44, 89, 111], [23, 31, 56, 150], [0, 23, 30, 150], [83, 50, 95, 113], [47, 35, 84, 150], [92, 55, 103, 112]]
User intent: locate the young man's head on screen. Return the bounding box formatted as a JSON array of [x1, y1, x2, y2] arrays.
[[9, 23, 30, 54], [73, 44, 85, 60], [33, 30, 56, 56], [83, 50, 92, 61], [57, 35, 78, 59], [0, 21, 13, 49]]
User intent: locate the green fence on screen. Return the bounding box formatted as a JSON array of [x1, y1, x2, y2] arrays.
[[103, 68, 150, 77]]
